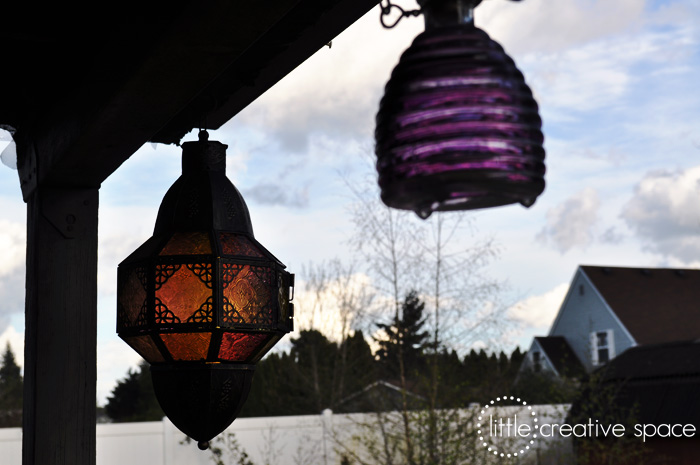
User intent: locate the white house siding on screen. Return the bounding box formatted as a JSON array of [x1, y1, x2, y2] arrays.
[[548, 268, 636, 372]]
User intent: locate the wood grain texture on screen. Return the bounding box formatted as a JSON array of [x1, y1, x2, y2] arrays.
[[23, 187, 99, 465]]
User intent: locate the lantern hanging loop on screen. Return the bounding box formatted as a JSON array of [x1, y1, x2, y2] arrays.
[[380, 0, 528, 30], [379, 0, 422, 29]]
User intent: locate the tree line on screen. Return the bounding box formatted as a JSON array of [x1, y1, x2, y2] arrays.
[[104, 291, 526, 422]]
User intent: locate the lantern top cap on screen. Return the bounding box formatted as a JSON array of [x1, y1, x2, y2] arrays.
[[181, 131, 228, 173], [418, 0, 481, 28]]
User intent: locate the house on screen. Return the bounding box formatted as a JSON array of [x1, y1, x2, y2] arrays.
[[520, 265, 700, 378]]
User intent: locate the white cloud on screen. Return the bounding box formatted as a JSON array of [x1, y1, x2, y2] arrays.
[[0, 325, 24, 369], [243, 183, 309, 209], [621, 165, 700, 262], [97, 338, 144, 406], [507, 283, 569, 329], [0, 219, 26, 332], [479, 0, 647, 55], [537, 188, 600, 253], [291, 271, 375, 342]]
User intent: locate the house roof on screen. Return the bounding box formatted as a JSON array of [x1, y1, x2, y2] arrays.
[[335, 380, 426, 413], [535, 336, 585, 378], [595, 341, 700, 427], [581, 265, 700, 345], [601, 340, 700, 381]]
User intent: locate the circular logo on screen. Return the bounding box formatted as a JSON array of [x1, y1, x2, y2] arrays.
[[476, 396, 538, 459]]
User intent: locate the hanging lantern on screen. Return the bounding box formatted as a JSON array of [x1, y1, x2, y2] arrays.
[[116, 131, 294, 449], [375, 0, 545, 218]]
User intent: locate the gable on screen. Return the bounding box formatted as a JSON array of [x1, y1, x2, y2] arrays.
[[548, 268, 636, 371], [535, 337, 585, 378], [581, 266, 700, 345]]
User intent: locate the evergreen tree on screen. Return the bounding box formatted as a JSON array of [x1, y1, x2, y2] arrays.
[[105, 360, 163, 422], [0, 343, 23, 427], [289, 329, 338, 413], [375, 290, 429, 380], [336, 330, 376, 402]]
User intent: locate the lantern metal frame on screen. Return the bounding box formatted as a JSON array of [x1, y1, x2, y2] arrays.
[[117, 131, 294, 448]]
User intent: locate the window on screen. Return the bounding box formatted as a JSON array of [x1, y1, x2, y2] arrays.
[[590, 329, 615, 365], [532, 351, 541, 372], [596, 332, 609, 363]]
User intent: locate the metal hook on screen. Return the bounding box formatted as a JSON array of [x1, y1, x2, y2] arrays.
[[379, 0, 422, 29]]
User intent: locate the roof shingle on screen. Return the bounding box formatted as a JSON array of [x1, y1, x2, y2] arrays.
[[581, 265, 700, 345]]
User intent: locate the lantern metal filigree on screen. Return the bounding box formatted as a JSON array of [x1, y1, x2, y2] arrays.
[[375, 0, 545, 218], [117, 131, 294, 449]]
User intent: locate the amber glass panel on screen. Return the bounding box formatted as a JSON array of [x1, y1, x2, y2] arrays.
[[119, 267, 147, 328], [159, 231, 212, 256], [218, 332, 270, 362], [160, 332, 211, 361], [124, 335, 165, 363], [219, 233, 264, 257], [155, 263, 213, 323], [222, 265, 273, 324]]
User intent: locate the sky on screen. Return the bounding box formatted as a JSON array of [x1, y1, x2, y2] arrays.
[[1, 0, 700, 405]]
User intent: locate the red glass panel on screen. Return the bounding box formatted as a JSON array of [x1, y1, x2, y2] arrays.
[[119, 267, 147, 328], [222, 265, 273, 324], [159, 231, 212, 256], [160, 332, 211, 361], [155, 263, 213, 323], [219, 233, 264, 257], [218, 332, 271, 362], [124, 335, 165, 363]]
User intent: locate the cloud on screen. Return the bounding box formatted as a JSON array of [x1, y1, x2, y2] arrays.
[[0, 219, 26, 332], [537, 188, 600, 253], [97, 338, 144, 406], [600, 227, 625, 244], [0, 325, 24, 369], [479, 0, 647, 55], [508, 283, 569, 329], [621, 165, 700, 262], [243, 183, 309, 208]]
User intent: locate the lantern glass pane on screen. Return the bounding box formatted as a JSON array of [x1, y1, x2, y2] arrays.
[[118, 267, 147, 329], [218, 333, 271, 362], [159, 232, 212, 256], [124, 335, 165, 363], [160, 332, 212, 361], [219, 233, 264, 257], [222, 264, 274, 325], [155, 263, 213, 323]]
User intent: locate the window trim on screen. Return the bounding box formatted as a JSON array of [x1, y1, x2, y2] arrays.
[[590, 329, 615, 366]]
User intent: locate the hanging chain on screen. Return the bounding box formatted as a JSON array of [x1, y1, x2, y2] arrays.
[[379, 0, 525, 29], [379, 0, 422, 29]]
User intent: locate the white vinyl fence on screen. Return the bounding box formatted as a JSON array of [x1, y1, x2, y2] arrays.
[[0, 406, 572, 465]]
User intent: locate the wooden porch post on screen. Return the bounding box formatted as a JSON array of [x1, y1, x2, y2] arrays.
[[22, 186, 99, 465]]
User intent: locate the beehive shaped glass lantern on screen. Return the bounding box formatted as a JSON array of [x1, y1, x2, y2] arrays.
[[375, 0, 545, 218], [117, 131, 294, 449]]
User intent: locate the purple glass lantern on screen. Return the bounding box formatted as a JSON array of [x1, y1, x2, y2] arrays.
[[375, 0, 545, 218]]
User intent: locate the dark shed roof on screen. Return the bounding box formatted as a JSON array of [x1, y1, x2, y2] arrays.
[[535, 336, 585, 378]]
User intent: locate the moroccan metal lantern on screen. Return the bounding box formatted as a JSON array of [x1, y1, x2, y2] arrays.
[[375, 0, 545, 218], [116, 131, 294, 449]]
